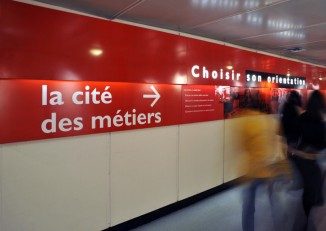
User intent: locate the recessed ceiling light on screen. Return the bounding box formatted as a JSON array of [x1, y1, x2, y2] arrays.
[[284, 47, 305, 53], [90, 48, 103, 56]]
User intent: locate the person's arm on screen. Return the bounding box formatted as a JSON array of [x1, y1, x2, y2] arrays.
[[287, 146, 320, 160]]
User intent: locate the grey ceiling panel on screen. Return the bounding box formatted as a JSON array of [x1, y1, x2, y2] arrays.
[[235, 23, 326, 49], [189, 0, 326, 42], [35, 0, 139, 18], [232, 24, 326, 65], [268, 40, 326, 66], [116, 0, 287, 30], [281, 40, 326, 51]]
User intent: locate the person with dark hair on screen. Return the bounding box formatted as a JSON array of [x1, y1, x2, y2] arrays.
[[290, 90, 326, 219], [271, 89, 280, 113], [280, 90, 303, 189], [241, 88, 253, 108], [281, 90, 303, 146]]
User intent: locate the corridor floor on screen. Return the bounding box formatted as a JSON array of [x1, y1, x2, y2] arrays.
[[132, 179, 326, 231]]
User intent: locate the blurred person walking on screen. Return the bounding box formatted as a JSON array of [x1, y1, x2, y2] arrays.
[[289, 90, 326, 228], [239, 101, 279, 231], [280, 90, 304, 189]]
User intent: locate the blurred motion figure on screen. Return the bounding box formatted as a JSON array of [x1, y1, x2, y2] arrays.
[[239, 100, 278, 231], [280, 90, 304, 189], [290, 90, 326, 219]]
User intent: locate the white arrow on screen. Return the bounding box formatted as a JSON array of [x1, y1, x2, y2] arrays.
[[143, 85, 160, 107]]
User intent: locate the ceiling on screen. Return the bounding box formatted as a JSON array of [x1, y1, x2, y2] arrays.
[[32, 0, 326, 66]]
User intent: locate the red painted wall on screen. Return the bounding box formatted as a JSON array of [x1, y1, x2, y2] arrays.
[[1, 0, 325, 86]]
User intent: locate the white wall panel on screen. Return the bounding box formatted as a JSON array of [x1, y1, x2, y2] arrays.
[[1, 134, 109, 231], [224, 117, 247, 182], [110, 126, 178, 226], [178, 121, 224, 200]]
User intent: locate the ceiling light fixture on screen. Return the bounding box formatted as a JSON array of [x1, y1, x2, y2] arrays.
[[284, 47, 305, 53], [90, 48, 103, 56], [286, 69, 291, 77]]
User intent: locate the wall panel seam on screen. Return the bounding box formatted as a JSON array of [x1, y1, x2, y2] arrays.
[[108, 133, 112, 228], [177, 125, 180, 201], [0, 145, 2, 231], [223, 120, 225, 183]]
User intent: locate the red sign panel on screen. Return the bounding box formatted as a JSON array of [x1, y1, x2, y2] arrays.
[[182, 85, 224, 123], [0, 80, 181, 144]]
